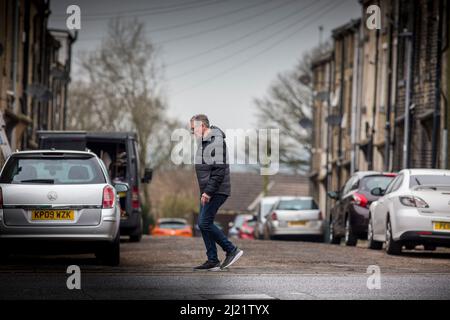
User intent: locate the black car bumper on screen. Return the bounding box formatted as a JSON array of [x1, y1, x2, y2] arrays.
[[399, 231, 450, 247]]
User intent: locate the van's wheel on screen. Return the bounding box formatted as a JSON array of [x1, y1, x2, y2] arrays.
[[385, 218, 402, 255], [367, 215, 383, 250], [96, 232, 120, 266], [344, 216, 358, 246], [129, 216, 143, 242], [328, 218, 341, 244]]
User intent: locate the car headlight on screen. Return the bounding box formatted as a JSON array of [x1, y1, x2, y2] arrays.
[[399, 196, 429, 208]]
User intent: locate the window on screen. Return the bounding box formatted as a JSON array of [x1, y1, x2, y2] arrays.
[[277, 199, 318, 211], [386, 174, 404, 193], [360, 175, 396, 193], [410, 175, 450, 188], [0, 156, 106, 184]]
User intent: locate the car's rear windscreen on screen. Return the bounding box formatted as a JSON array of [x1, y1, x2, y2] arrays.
[[0, 156, 106, 184], [410, 175, 450, 188], [159, 222, 188, 230], [277, 199, 318, 210], [360, 175, 395, 192]]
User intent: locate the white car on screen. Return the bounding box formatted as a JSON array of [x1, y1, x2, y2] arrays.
[[263, 196, 323, 240], [253, 196, 280, 240], [368, 169, 450, 255], [0, 150, 127, 265]]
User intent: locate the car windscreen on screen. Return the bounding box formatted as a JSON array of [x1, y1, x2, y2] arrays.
[[277, 199, 318, 210], [261, 203, 274, 216], [410, 175, 450, 188], [159, 222, 188, 229], [360, 175, 395, 192], [0, 156, 106, 184]]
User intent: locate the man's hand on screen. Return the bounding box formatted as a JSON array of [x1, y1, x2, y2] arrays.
[[201, 193, 211, 206]]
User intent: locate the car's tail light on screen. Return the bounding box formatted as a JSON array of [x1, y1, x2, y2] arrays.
[[132, 186, 140, 209], [352, 193, 368, 208], [102, 185, 115, 209], [318, 211, 324, 220], [271, 212, 278, 221], [399, 196, 429, 208], [383, 173, 397, 177]]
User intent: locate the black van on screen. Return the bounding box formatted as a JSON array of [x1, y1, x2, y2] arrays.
[[37, 131, 152, 242]]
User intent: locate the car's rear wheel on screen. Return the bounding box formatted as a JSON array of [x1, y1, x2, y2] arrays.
[[367, 215, 383, 250], [129, 216, 143, 243], [96, 232, 120, 266], [385, 218, 402, 255], [328, 218, 341, 245], [344, 216, 357, 246]]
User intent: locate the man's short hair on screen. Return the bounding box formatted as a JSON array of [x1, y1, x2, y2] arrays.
[[191, 114, 210, 128]]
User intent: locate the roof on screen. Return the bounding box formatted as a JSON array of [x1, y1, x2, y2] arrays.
[[221, 172, 310, 213], [332, 19, 361, 39], [11, 149, 96, 157], [402, 169, 450, 175]]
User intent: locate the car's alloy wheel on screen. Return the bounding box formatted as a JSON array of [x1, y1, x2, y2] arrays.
[[367, 216, 383, 250], [385, 219, 402, 255], [344, 216, 357, 246]]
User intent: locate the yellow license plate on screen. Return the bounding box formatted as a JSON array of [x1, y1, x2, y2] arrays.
[[433, 222, 450, 231], [31, 210, 75, 221], [288, 221, 306, 227]]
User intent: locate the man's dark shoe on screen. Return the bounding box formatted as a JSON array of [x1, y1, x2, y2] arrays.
[[193, 260, 221, 271], [221, 247, 243, 269]]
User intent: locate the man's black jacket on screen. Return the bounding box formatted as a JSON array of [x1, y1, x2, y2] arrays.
[[195, 126, 231, 197]]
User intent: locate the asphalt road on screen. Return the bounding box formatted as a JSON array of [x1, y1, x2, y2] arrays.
[[1, 236, 450, 300]]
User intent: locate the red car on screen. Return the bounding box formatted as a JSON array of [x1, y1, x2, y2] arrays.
[[238, 219, 256, 240]]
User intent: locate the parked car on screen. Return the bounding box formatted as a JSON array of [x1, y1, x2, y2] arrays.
[[368, 169, 450, 255], [151, 218, 193, 237], [253, 196, 280, 240], [228, 214, 253, 239], [263, 196, 323, 240], [38, 131, 152, 242], [326, 171, 396, 246], [0, 150, 127, 265], [239, 217, 256, 240]]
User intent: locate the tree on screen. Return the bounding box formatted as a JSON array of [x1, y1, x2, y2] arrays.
[[67, 17, 175, 217], [254, 45, 329, 173]]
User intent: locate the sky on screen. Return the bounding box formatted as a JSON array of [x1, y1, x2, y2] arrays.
[[48, 0, 361, 130]]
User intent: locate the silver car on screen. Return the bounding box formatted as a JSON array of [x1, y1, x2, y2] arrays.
[[263, 196, 323, 240], [368, 169, 450, 255], [0, 150, 127, 265]]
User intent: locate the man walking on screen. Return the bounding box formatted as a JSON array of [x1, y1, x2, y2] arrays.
[[190, 114, 243, 271]]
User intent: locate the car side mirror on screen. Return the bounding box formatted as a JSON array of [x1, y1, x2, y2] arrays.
[[371, 187, 385, 197], [114, 182, 129, 193], [327, 191, 339, 200], [141, 168, 153, 184]]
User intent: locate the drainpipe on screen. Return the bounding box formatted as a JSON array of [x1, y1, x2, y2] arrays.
[[431, 0, 444, 168], [369, 28, 380, 171], [11, 0, 19, 112], [402, 33, 413, 169], [443, 2, 450, 169], [337, 38, 345, 188], [350, 25, 360, 174], [384, 1, 395, 172]]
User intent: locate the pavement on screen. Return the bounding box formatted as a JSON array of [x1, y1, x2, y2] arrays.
[[1, 236, 450, 299]]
